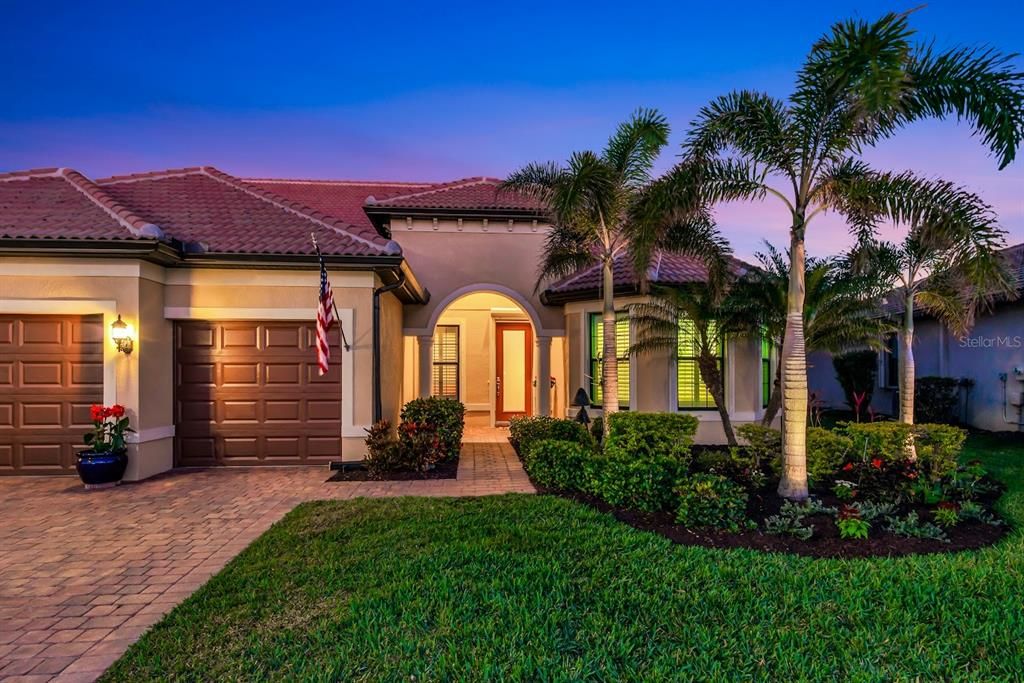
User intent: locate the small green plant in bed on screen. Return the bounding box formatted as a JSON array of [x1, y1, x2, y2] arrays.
[[885, 511, 948, 542], [933, 501, 961, 528], [837, 506, 871, 540], [674, 474, 752, 532]]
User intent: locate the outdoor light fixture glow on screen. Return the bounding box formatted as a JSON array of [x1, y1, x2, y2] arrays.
[[110, 315, 134, 355]]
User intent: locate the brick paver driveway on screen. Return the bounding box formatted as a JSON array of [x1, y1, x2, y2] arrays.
[[0, 435, 532, 682]]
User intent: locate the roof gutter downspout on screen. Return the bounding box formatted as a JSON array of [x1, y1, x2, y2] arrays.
[[373, 271, 407, 423]]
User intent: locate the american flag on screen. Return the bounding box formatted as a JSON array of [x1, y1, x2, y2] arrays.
[[313, 235, 335, 376]]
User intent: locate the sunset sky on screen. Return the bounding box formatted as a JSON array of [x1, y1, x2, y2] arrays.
[[2, 0, 1021, 260]]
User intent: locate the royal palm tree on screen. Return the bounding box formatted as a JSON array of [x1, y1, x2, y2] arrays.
[[729, 243, 893, 427], [663, 11, 1024, 498], [501, 109, 726, 434], [848, 174, 1014, 431]]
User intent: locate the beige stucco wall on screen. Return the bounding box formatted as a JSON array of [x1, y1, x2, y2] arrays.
[[379, 290, 405, 429], [393, 218, 564, 336]]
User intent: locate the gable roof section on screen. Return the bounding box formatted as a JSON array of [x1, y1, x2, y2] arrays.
[[543, 250, 749, 303], [245, 178, 436, 233], [365, 177, 546, 212], [880, 242, 1024, 317], [0, 167, 163, 241], [95, 167, 400, 257]]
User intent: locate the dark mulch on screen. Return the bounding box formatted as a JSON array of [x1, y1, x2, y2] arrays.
[[540, 483, 1009, 559], [327, 457, 459, 482]]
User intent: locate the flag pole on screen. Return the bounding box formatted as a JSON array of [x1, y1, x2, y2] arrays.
[[311, 232, 351, 352]]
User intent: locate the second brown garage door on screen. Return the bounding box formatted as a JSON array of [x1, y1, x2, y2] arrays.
[[175, 321, 342, 467]]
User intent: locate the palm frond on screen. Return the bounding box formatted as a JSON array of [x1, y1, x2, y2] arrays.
[[903, 45, 1024, 169], [682, 91, 798, 176], [603, 108, 671, 188]]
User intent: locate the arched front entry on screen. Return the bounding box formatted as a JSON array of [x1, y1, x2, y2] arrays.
[[403, 286, 564, 425]]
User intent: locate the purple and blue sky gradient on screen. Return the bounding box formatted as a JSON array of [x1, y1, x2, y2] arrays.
[[1, 1, 1021, 260]]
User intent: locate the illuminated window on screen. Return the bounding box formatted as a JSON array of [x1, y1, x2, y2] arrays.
[[431, 325, 459, 399], [677, 317, 721, 410], [588, 312, 630, 409], [761, 334, 774, 409]]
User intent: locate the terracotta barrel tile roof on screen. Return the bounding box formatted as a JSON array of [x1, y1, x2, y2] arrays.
[[94, 167, 401, 256], [365, 177, 546, 211], [245, 178, 436, 232], [545, 250, 749, 296], [0, 168, 162, 241]]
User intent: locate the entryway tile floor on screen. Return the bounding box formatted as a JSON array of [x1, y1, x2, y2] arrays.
[[0, 432, 532, 682]]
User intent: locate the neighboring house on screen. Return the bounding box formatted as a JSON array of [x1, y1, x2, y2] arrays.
[[808, 242, 1024, 431], [0, 165, 770, 480]]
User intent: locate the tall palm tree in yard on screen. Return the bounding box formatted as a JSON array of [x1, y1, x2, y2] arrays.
[[729, 243, 893, 427], [848, 174, 1014, 430], [501, 110, 727, 433], [664, 11, 1024, 498]]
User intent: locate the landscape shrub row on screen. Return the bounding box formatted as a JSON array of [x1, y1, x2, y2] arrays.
[[519, 413, 1002, 543]]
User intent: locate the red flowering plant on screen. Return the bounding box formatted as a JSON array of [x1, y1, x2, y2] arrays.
[[84, 404, 133, 453]]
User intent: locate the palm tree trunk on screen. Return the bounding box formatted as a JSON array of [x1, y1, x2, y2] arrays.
[[697, 353, 736, 446], [601, 257, 619, 437], [899, 291, 917, 459], [778, 226, 809, 500], [761, 363, 782, 426]]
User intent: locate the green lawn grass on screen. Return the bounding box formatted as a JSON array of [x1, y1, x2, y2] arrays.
[[103, 434, 1024, 681]]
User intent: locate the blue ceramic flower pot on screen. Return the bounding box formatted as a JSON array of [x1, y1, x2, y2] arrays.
[[76, 450, 128, 488]]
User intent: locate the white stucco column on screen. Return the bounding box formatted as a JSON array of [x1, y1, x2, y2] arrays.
[[536, 335, 552, 417], [417, 334, 433, 398]]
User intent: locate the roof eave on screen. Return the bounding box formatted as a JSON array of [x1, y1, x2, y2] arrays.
[[363, 205, 548, 232], [0, 237, 181, 265]]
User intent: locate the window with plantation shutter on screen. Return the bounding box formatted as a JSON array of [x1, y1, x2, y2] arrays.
[[677, 317, 721, 410], [431, 325, 459, 399], [588, 312, 630, 409]]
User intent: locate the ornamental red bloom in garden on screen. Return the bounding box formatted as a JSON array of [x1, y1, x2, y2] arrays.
[[871, 458, 884, 470], [842, 462, 854, 472]]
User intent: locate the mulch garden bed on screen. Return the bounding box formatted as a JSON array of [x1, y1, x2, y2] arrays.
[[327, 456, 459, 482], [542, 485, 1009, 558]]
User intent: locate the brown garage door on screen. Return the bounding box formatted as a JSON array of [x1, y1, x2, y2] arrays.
[[0, 314, 104, 475], [175, 321, 342, 467]]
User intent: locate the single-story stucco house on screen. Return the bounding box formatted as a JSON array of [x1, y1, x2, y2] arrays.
[[808, 242, 1024, 431], [0, 165, 772, 480]]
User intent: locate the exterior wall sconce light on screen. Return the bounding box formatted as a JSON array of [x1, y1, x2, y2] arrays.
[[110, 315, 134, 355]]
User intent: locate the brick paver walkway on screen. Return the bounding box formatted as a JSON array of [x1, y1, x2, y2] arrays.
[[0, 434, 532, 682]]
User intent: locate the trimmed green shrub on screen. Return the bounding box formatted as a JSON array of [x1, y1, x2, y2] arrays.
[[509, 415, 593, 457], [400, 397, 465, 461], [522, 439, 592, 491], [806, 427, 854, 482], [737, 424, 781, 470], [675, 474, 750, 531], [766, 427, 853, 482], [842, 421, 966, 480], [914, 423, 967, 479], [915, 376, 960, 424], [591, 451, 686, 512], [605, 412, 698, 464], [842, 422, 914, 463], [364, 419, 441, 475], [590, 416, 604, 445]]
